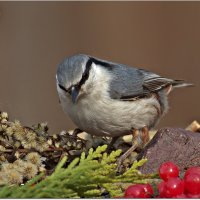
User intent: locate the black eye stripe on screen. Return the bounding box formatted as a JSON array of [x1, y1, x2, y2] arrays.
[[58, 84, 68, 93], [77, 57, 113, 89], [77, 58, 93, 88]]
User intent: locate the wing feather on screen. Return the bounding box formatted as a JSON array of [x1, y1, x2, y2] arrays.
[[143, 77, 173, 92]]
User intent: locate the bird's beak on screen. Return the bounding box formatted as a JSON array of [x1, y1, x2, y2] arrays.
[[71, 86, 79, 104]]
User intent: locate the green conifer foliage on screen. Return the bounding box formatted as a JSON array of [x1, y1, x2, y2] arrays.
[[0, 145, 157, 198]]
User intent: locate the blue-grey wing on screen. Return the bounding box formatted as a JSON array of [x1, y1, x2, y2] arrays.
[[89, 56, 186, 101], [107, 63, 175, 101]]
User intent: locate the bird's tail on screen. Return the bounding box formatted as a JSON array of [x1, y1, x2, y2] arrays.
[[172, 80, 194, 88]]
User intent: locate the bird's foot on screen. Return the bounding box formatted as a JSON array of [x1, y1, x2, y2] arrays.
[[116, 141, 138, 173], [116, 127, 150, 173]]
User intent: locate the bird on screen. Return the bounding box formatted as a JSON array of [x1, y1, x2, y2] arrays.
[[56, 54, 193, 169]]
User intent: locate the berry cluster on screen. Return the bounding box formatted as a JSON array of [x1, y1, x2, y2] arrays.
[[123, 161, 200, 198], [158, 162, 200, 198]]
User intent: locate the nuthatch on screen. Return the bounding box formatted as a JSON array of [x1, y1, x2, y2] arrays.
[[56, 54, 193, 169]]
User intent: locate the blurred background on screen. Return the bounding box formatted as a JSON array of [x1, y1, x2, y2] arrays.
[[0, 2, 199, 134]]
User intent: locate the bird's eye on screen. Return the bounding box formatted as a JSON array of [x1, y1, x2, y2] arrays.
[[58, 84, 68, 93]]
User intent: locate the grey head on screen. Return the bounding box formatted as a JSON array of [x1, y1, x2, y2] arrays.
[[56, 54, 116, 103], [56, 54, 90, 103], [56, 54, 88, 91]]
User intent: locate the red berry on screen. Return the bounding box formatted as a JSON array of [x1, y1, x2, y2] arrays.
[[124, 184, 146, 198], [164, 177, 184, 198], [159, 161, 179, 181], [184, 173, 200, 195], [139, 184, 154, 197], [184, 167, 200, 179], [158, 181, 166, 197]]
